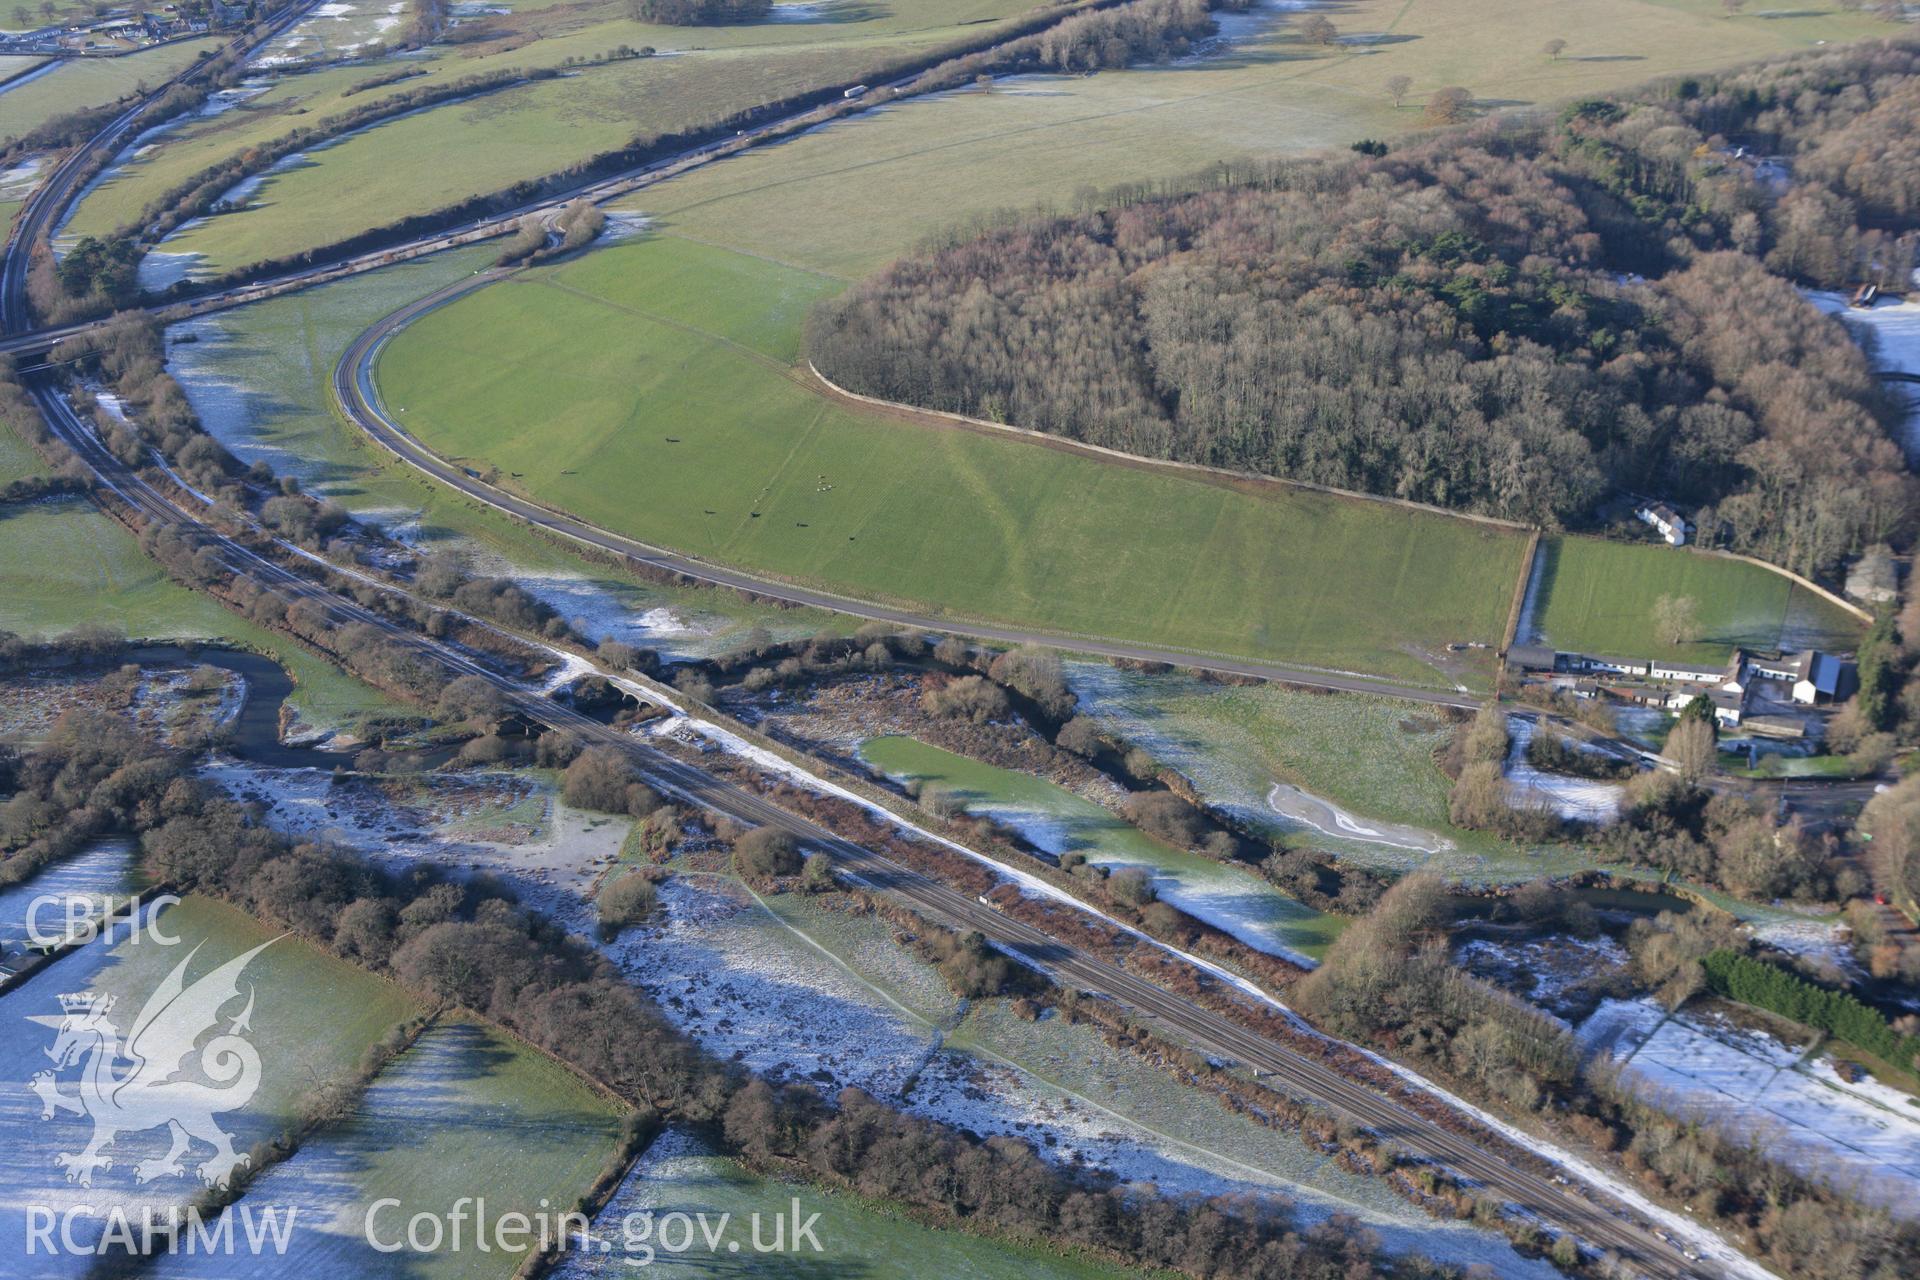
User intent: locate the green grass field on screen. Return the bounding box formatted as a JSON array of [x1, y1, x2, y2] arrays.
[[377, 235, 1528, 685], [167, 245, 843, 652], [149, 1016, 627, 1279], [61, 0, 1877, 274], [1528, 535, 1865, 664], [91, 896, 423, 1126], [860, 733, 1344, 958], [59, 0, 1040, 269], [609, 0, 1891, 279], [0, 412, 47, 484], [114, 44, 898, 273], [0, 38, 219, 144], [0, 490, 402, 730]]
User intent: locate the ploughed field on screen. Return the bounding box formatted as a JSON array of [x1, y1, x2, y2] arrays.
[[375, 236, 1531, 686]]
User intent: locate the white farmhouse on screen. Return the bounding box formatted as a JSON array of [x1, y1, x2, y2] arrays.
[[1635, 503, 1689, 547]]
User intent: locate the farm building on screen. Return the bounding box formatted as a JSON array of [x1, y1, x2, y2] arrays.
[[1506, 642, 1851, 728], [1742, 650, 1855, 706], [1570, 654, 1650, 677], [1707, 689, 1746, 728], [1647, 659, 1725, 683], [1506, 643, 1559, 671], [1635, 503, 1690, 546]]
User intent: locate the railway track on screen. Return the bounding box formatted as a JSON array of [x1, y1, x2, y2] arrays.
[[0, 13, 1760, 1274], [27, 376, 1738, 1280], [0, 0, 326, 336]]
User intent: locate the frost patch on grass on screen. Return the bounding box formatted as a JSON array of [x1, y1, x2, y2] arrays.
[[252, 0, 397, 66], [600, 211, 652, 242], [1750, 915, 1858, 976], [1580, 997, 1920, 1215], [1266, 782, 1449, 854], [0, 840, 134, 951], [604, 875, 939, 1094], [1455, 934, 1629, 1022], [1808, 282, 1920, 458], [859, 734, 1334, 963], [1067, 661, 1456, 863], [1512, 540, 1548, 647], [1178, 0, 1311, 62], [0, 153, 41, 199], [1503, 718, 1622, 822], [138, 247, 207, 292]]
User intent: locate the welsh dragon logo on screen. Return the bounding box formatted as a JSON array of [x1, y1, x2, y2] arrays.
[[29, 940, 276, 1189]]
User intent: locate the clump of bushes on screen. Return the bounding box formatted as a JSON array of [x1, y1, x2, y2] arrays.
[[919, 674, 1008, 723], [599, 868, 664, 938], [732, 826, 803, 879], [563, 747, 661, 817]]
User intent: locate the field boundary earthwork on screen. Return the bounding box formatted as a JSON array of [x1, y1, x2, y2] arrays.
[[805, 361, 1533, 532]]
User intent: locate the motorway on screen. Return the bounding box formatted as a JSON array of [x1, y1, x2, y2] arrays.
[[0, 13, 1753, 1276], [334, 272, 1487, 709], [0, 0, 330, 336], [0, 4, 1144, 359]]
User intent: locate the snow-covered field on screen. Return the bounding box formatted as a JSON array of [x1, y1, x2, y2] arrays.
[[144, 1018, 622, 1280], [1749, 914, 1860, 979], [0, 153, 41, 200], [1580, 998, 1920, 1215], [190, 742, 1551, 1273], [0, 904, 201, 1279], [1808, 284, 1920, 458], [1455, 933, 1630, 1022], [1503, 718, 1623, 822], [251, 0, 405, 66], [580, 880, 1561, 1277], [0, 840, 134, 952]]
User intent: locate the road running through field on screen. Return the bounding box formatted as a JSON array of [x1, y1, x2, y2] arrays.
[[333, 272, 1487, 709]]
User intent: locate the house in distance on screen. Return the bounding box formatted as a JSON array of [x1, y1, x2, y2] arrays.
[[1635, 502, 1690, 547]]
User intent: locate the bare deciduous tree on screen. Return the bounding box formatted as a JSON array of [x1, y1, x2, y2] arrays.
[[1667, 716, 1719, 782]]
